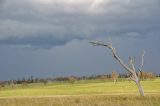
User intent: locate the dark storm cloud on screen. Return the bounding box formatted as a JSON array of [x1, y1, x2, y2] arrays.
[[0, 35, 71, 49], [0, 0, 160, 48]]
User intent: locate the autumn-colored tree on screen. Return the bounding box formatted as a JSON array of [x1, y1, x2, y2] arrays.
[[111, 71, 119, 84], [140, 71, 156, 80], [68, 76, 77, 84]]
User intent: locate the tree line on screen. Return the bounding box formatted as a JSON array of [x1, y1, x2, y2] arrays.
[[0, 71, 159, 87]]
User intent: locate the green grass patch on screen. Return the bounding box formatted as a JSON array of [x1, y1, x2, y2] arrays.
[[0, 78, 160, 97]]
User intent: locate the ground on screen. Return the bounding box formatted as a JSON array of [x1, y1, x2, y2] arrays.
[[0, 78, 160, 106]]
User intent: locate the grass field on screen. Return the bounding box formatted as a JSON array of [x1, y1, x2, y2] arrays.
[[0, 78, 160, 106]]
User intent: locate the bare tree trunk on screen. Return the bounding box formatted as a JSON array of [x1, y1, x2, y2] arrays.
[[135, 79, 144, 96]]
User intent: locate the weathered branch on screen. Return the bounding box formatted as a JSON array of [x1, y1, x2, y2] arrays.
[[129, 57, 136, 73], [89, 41, 111, 49], [138, 50, 145, 79], [90, 41, 134, 74], [141, 50, 146, 69]]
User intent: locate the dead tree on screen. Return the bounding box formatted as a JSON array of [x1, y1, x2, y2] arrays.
[[90, 41, 145, 96]]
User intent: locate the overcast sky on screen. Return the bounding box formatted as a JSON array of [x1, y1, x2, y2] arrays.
[[0, 0, 160, 80]]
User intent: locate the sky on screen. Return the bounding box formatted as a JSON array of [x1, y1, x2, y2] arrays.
[[0, 0, 160, 80]]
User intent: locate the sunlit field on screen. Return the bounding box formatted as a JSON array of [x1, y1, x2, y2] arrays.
[[0, 78, 160, 106]]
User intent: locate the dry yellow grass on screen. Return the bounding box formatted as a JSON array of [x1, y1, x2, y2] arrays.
[[0, 95, 160, 106]]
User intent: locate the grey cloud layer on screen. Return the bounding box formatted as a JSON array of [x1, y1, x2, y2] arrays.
[[0, 0, 160, 48]]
